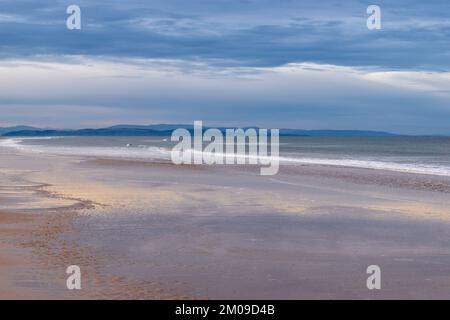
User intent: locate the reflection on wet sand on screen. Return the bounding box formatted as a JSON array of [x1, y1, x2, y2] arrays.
[[2, 147, 450, 299]]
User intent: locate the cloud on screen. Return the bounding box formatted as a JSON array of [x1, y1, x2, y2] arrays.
[[0, 1, 449, 133], [0, 0, 449, 69], [1, 56, 449, 133]]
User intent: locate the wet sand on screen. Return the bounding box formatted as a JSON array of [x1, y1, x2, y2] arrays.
[[0, 210, 34, 299], [2, 145, 450, 299]]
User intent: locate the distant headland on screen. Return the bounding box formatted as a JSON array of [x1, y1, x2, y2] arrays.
[[0, 124, 402, 137]]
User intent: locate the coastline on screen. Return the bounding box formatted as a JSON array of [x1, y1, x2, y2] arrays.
[[0, 162, 87, 299], [2, 140, 450, 299], [0, 210, 37, 299], [0, 163, 184, 299]]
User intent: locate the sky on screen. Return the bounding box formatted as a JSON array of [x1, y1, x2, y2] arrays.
[[0, 0, 449, 134]]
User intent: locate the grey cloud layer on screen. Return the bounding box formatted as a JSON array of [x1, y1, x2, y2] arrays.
[[1, 0, 450, 69], [1, 0, 450, 133], [1, 59, 449, 133]]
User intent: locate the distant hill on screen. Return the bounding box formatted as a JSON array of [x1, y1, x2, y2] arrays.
[[2, 124, 400, 137], [107, 124, 194, 131], [4, 128, 172, 137], [0, 126, 42, 135], [106, 125, 398, 137], [279, 129, 398, 137]]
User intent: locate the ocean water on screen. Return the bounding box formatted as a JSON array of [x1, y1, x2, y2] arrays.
[[2, 136, 450, 176]]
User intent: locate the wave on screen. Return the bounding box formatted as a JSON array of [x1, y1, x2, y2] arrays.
[[182, 148, 450, 177], [0, 137, 171, 160], [2, 137, 450, 177], [279, 156, 450, 177]]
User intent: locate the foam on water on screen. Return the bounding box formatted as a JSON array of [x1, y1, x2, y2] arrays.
[[278, 156, 450, 177], [2, 137, 450, 177], [184, 147, 450, 177], [0, 137, 171, 160]]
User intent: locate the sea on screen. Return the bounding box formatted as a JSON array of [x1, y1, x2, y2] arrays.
[[2, 136, 450, 176]]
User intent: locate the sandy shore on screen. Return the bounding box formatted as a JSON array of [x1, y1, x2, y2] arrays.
[[2, 144, 450, 299], [0, 210, 35, 299]]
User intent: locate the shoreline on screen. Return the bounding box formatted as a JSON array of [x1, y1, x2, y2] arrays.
[[4, 135, 450, 179], [0, 164, 195, 299], [0, 164, 88, 299], [0, 210, 37, 299], [2, 144, 450, 299]]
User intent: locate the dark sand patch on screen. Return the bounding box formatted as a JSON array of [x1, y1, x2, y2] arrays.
[[84, 158, 206, 170]]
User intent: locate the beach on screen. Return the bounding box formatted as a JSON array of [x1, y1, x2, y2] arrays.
[[2, 136, 450, 299]]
